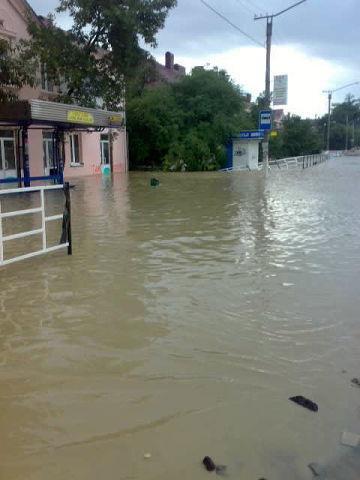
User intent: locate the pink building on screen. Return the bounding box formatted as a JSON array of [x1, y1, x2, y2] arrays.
[[0, 0, 128, 184]]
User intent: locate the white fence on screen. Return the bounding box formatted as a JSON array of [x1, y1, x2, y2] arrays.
[[269, 153, 328, 170], [219, 166, 251, 173], [0, 185, 70, 267]]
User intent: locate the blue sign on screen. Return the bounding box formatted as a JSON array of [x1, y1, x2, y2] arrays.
[[259, 110, 272, 130], [236, 130, 265, 140]]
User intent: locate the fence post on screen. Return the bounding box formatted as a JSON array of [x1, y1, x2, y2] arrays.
[[22, 127, 31, 188], [40, 189, 46, 251], [64, 182, 72, 255]]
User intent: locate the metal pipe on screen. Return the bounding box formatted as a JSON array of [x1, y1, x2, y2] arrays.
[[326, 92, 332, 152], [64, 182, 72, 255]]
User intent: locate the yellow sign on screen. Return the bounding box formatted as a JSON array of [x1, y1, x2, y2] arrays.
[[270, 131, 278, 137], [67, 110, 94, 125], [108, 114, 123, 125]]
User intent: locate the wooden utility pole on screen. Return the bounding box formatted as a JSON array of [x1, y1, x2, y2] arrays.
[[255, 0, 307, 173], [323, 81, 360, 152]]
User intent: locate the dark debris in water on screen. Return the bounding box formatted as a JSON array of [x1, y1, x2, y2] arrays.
[[308, 462, 322, 477], [289, 395, 318, 412], [150, 178, 160, 187], [202, 457, 227, 475], [203, 456, 216, 472], [351, 378, 360, 387]]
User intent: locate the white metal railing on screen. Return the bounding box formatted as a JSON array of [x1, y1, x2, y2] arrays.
[[219, 165, 251, 172], [269, 153, 329, 170], [0, 185, 69, 267], [329, 150, 344, 157]]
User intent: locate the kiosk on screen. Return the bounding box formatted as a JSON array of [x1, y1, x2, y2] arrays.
[[225, 131, 264, 171]]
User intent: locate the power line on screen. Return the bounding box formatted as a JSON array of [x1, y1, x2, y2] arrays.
[[234, 0, 254, 16], [254, 0, 307, 19], [200, 0, 264, 48], [243, 0, 267, 13]]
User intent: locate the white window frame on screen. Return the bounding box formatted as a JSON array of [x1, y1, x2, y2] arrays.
[[42, 132, 55, 171], [100, 134, 110, 165], [0, 130, 16, 172], [40, 63, 54, 93], [69, 133, 82, 167]]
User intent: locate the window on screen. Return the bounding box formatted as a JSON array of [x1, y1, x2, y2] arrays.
[[0, 130, 16, 172], [70, 134, 82, 165], [41, 63, 54, 92], [100, 134, 110, 165], [43, 132, 55, 172]]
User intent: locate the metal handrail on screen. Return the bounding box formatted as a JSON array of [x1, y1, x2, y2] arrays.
[[269, 153, 329, 170], [0, 184, 72, 267]]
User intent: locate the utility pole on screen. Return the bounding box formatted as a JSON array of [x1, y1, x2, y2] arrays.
[[352, 121, 355, 148], [255, 0, 307, 174], [345, 114, 349, 151], [323, 81, 360, 152], [326, 93, 332, 152]]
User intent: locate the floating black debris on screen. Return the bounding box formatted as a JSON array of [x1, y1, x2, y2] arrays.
[[203, 456, 216, 472], [150, 178, 160, 187], [351, 378, 360, 387], [308, 462, 321, 476], [289, 395, 318, 412]]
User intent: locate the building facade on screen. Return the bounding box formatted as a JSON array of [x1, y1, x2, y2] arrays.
[[0, 0, 128, 182]]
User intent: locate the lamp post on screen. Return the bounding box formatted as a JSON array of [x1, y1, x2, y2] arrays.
[[323, 81, 360, 152]]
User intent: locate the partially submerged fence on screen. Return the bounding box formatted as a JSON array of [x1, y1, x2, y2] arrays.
[[269, 153, 328, 170], [0, 183, 72, 267]]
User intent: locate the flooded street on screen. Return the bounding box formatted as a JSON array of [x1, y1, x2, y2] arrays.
[[1, 157, 360, 479]]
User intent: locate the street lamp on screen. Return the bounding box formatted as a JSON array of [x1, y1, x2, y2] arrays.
[[323, 81, 360, 152]]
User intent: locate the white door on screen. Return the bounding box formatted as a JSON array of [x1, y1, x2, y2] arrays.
[[233, 140, 248, 170], [0, 131, 17, 179]]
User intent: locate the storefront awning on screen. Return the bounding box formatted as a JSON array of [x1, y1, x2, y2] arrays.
[[0, 99, 125, 129]]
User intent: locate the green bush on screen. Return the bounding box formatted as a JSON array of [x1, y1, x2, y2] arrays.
[[127, 67, 249, 170]]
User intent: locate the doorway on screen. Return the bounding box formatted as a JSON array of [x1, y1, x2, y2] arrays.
[[100, 134, 110, 165]]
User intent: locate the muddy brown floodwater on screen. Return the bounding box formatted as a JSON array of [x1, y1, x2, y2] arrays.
[[1, 156, 360, 480]]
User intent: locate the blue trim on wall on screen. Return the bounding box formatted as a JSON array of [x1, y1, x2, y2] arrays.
[[0, 175, 62, 185]]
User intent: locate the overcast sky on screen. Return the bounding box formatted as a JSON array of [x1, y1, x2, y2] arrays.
[[29, 0, 360, 118]]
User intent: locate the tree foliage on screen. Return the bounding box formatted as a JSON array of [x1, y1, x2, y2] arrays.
[[127, 67, 250, 171], [315, 95, 360, 150], [269, 115, 322, 159], [0, 38, 37, 103], [23, 0, 177, 108]]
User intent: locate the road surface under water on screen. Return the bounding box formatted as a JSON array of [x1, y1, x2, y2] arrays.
[[0, 156, 360, 479]]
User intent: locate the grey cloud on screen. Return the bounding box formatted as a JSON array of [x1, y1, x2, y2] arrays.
[[28, 0, 360, 68], [154, 0, 360, 68]]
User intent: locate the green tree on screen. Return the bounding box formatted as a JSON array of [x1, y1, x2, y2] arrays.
[[332, 94, 360, 124], [315, 95, 360, 150], [270, 115, 322, 159], [24, 0, 177, 107], [126, 86, 183, 168], [127, 67, 251, 171], [0, 38, 37, 103]]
